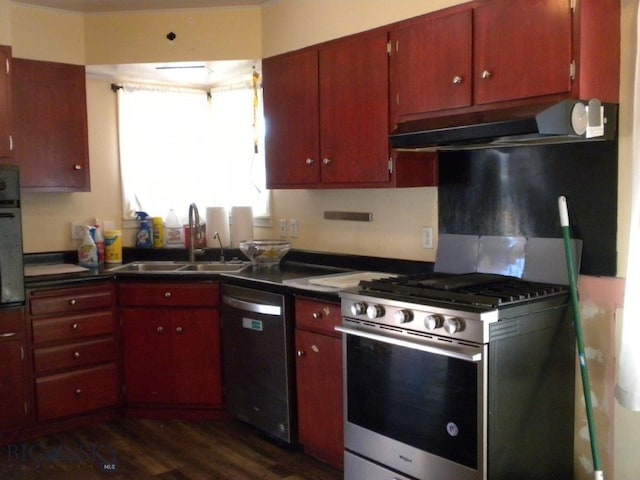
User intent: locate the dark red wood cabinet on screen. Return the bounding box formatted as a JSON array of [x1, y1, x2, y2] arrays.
[[0, 45, 11, 159], [0, 307, 30, 431], [12, 58, 90, 191], [295, 298, 343, 468], [118, 282, 223, 408]]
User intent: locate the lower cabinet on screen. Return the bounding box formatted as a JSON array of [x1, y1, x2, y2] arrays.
[[118, 282, 223, 409], [28, 281, 120, 422], [295, 297, 343, 468], [0, 307, 30, 431]]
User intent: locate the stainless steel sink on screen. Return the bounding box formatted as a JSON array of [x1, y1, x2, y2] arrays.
[[108, 261, 250, 274]]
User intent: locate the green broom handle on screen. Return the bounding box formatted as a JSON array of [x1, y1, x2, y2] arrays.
[[559, 196, 603, 479]]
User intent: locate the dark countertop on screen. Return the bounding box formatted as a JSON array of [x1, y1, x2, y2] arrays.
[[23, 248, 435, 298]]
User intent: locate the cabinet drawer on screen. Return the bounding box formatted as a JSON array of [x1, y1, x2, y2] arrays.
[[30, 284, 114, 317], [32, 312, 115, 345], [118, 282, 219, 307], [295, 298, 341, 336], [36, 363, 119, 421], [0, 307, 24, 337], [34, 337, 116, 374]]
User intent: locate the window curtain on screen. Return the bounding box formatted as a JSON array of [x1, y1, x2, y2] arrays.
[[616, 7, 640, 411], [115, 82, 214, 220]]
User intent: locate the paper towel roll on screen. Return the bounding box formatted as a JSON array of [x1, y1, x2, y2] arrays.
[[230, 206, 253, 246], [205, 207, 230, 247]]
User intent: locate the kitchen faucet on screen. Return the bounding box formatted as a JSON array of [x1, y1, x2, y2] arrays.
[[212, 232, 225, 263], [188, 203, 204, 262]]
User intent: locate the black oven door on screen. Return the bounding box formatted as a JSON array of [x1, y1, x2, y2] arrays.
[[338, 324, 486, 480]]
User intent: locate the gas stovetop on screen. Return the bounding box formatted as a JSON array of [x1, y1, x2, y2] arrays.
[[357, 272, 568, 309]]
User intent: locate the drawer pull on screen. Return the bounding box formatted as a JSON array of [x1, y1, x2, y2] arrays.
[[73, 351, 81, 359], [0, 332, 17, 338], [311, 344, 320, 353], [312, 311, 323, 320], [156, 326, 164, 334], [69, 299, 77, 305], [74, 388, 82, 397], [164, 291, 172, 298], [71, 323, 79, 330], [176, 326, 183, 334]]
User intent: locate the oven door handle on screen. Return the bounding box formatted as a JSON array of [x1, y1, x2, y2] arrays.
[[335, 325, 483, 362]]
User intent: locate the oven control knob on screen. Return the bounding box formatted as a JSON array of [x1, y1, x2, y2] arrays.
[[444, 317, 464, 334], [351, 302, 367, 316], [366, 304, 384, 319], [424, 314, 444, 330], [394, 309, 413, 324]]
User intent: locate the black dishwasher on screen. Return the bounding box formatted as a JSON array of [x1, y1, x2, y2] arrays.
[[221, 284, 297, 444]]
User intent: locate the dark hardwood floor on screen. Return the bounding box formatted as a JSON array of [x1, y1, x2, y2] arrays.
[[0, 418, 343, 480]]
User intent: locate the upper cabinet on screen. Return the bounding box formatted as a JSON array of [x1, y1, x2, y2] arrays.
[[265, 30, 391, 189], [390, 0, 620, 125], [0, 46, 11, 159], [12, 58, 90, 192]]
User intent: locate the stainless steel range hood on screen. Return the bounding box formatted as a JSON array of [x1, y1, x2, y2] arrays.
[[390, 99, 618, 151]]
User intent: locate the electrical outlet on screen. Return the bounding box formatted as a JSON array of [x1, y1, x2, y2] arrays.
[[70, 221, 85, 240], [290, 219, 298, 238], [279, 219, 288, 238], [422, 226, 434, 249]]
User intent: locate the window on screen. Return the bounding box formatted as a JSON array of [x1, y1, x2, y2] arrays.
[[115, 79, 268, 224]]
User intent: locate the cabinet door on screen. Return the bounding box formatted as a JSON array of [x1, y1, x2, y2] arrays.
[[172, 309, 223, 406], [0, 46, 11, 159], [295, 329, 343, 468], [390, 9, 472, 124], [473, 0, 572, 105], [319, 30, 390, 185], [12, 58, 90, 191], [121, 309, 174, 404], [263, 50, 320, 188], [0, 339, 28, 429]]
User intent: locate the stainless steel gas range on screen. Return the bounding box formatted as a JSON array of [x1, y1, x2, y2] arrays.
[[337, 272, 575, 480]]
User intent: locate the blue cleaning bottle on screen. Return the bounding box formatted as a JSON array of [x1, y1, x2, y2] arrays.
[[135, 211, 153, 248]]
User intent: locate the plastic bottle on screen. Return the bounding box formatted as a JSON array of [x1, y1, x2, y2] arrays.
[[77, 226, 98, 268], [93, 223, 106, 264], [135, 211, 153, 248], [152, 217, 165, 248], [164, 209, 184, 249]]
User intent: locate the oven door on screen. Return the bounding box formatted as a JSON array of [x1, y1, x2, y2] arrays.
[[337, 323, 487, 480]]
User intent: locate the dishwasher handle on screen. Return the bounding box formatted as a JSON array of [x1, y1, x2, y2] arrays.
[[222, 295, 282, 316]]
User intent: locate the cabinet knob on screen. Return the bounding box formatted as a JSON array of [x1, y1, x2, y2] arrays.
[[481, 70, 492, 80], [156, 326, 164, 334], [69, 299, 77, 305], [74, 388, 82, 397], [297, 350, 305, 357], [164, 291, 172, 298], [322, 157, 332, 165], [312, 311, 323, 320], [73, 164, 82, 171], [176, 326, 183, 334], [305, 158, 315, 165], [71, 323, 79, 330], [452, 75, 463, 85], [311, 344, 320, 353], [73, 351, 80, 359]]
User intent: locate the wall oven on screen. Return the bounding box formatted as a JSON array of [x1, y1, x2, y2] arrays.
[[337, 272, 575, 480]]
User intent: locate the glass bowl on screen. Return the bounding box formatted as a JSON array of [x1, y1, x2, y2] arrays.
[[239, 240, 291, 267]]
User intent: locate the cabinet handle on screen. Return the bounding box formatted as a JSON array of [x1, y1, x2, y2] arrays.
[[322, 157, 332, 165], [481, 70, 492, 79], [176, 326, 183, 334], [296, 350, 305, 357], [73, 351, 80, 359], [71, 323, 79, 330], [164, 291, 172, 298], [305, 158, 315, 165], [69, 299, 77, 305], [74, 388, 82, 397], [0, 332, 17, 338], [311, 344, 320, 353], [156, 326, 164, 334], [73, 164, 82, 170], [312, 311, 323, 320], [452, 75, 463, 85]]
